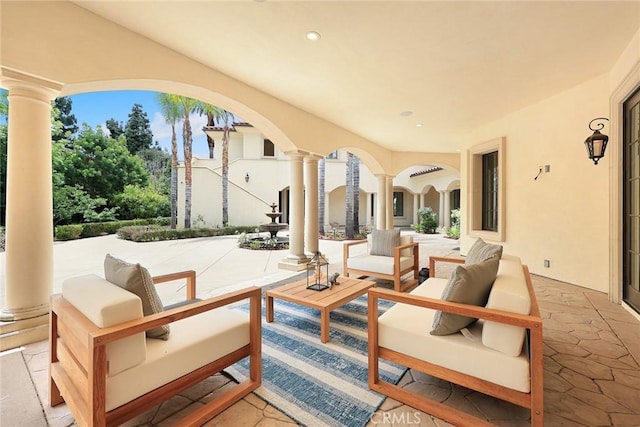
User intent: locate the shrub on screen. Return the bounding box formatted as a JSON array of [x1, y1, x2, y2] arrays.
[[55, 224, 83, 241], [112, 185, 170, 220], [413, 207, 438, 234], [117, 225, 258, 242], [445, 208, 460, 239], [55, 217, 169, 241]]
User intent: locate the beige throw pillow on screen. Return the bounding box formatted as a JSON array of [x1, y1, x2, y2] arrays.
[[104, 254, 170, 340], [370, 229, 400, 257], [430, 255, 500, 336], [465, 238, 503, 265]]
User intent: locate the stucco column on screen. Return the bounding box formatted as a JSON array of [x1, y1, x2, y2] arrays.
[[279, 151, 308, 270], [1, 71, 61, 324], [376, 175, 386, 230], [443, 190, 452, 228], [324, 192, 331, 232], [365, 192, 372, 227], [413, 193, 419, 225], [304, 155, 321, 255], [385, 176, 394, 230], [438, 191, 446, 228]]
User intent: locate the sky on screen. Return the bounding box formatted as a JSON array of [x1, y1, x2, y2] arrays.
[[69, 90, 211, 158]]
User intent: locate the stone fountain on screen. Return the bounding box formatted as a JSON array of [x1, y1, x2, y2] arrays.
[[260, 203, 288, 239]]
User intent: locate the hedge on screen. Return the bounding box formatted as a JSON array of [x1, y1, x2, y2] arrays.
[[117, 225, 258, 242], [54, 218, 170, 241]]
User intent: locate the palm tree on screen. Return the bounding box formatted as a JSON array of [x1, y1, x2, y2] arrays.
[[345, 152, 354, 239], [195, 103, 234, 226], [156, 93, 181, 229], [175, 96, 198, 228], [318, 157, 325, 236], [353, 154, 360, 234], [197, 103, 222, 159]]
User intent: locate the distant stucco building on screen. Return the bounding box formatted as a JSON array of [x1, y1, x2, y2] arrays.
[[177, 123, 460, 230]]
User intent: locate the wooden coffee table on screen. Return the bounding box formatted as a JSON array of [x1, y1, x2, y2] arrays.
[[265, 276, 376, 343]]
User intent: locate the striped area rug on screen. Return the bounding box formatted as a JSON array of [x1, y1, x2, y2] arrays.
[[227, 295, 406, 427]]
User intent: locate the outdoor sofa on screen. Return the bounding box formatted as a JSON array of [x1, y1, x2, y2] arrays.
[[368, 240, 543, 426], [49, 256, 261, 427]]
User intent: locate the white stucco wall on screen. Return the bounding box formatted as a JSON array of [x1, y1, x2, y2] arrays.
[[460, 74, 611, 291]]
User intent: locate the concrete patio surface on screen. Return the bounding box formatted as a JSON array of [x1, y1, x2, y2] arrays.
[[1, 232, 639, 426]]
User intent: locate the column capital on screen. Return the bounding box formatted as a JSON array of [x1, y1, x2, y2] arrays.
[[304, 153, 324, 162], [2, 67, 63, 101], [285, 150, 309, 160]]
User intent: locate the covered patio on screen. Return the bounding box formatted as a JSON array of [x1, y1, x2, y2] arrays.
[[1, 234, 639, 426], [2, 1, 640, 425]]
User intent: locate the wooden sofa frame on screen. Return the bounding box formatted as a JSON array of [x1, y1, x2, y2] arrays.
[[49, 270, 262, 427], [343, 239, 419, 292], [368, 257, 543, 427]]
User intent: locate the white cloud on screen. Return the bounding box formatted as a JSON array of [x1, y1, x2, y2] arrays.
[[150, 111, 210, 158]]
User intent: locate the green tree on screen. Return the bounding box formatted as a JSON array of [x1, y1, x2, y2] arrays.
[[112, 184, 170, 220], [52, 97, 78, 142], [106, 118, 124, 139], [156, 93, 181, 229], [51, 116, 118, 224], [124, 103, 153, 154], [60, 124, 148, 200], [137, 145, 171, 194]]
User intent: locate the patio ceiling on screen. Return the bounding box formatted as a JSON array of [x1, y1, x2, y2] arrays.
[[74, 1, 640, 154]]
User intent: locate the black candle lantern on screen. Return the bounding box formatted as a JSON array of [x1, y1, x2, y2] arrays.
[[584, 117, 609, 165], [307, 251, 329, 291]]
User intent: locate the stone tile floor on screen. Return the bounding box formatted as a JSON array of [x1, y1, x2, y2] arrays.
[[4, 273, 640, 426]]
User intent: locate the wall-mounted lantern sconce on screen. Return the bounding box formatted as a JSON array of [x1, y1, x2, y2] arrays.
[[245, 173, 250, 183], [584, 117, 609, 165]]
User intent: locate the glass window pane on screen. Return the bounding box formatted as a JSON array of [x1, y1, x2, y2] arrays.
[[631, 179, 639, 215], [263, 139, 275, 157], [482, 151, 498, 231], [630, 216, 639, 253], [393, 191, 404, 217], [632, 103, 639, 143], [630, 255, 639, 291], [630, 142, 639, 180]]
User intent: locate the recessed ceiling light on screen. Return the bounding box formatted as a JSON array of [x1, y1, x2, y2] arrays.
[[416, 123, 424, 127], [306, 31, 321, 41], [400, 111, 413, 117]]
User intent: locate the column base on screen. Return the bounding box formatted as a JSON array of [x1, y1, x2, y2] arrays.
[[0, 303, 50, 322], [0, 313, 49, 352], [278, 255, 311, 271]]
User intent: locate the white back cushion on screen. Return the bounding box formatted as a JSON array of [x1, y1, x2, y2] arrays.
[[63, 275, 146, 376], [481, 255, 531, 356], [366, 234, 413, 256]]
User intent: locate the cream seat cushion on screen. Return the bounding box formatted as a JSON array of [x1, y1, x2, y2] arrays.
[[105, 307, 250, 411], [378, 278, 531, 393], [347, 254, 414, 275], [62, 275, 146, 376]]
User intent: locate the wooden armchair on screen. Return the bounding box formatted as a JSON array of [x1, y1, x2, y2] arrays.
[[343, 234, 419, 292], [49, 270, 261, 427]]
